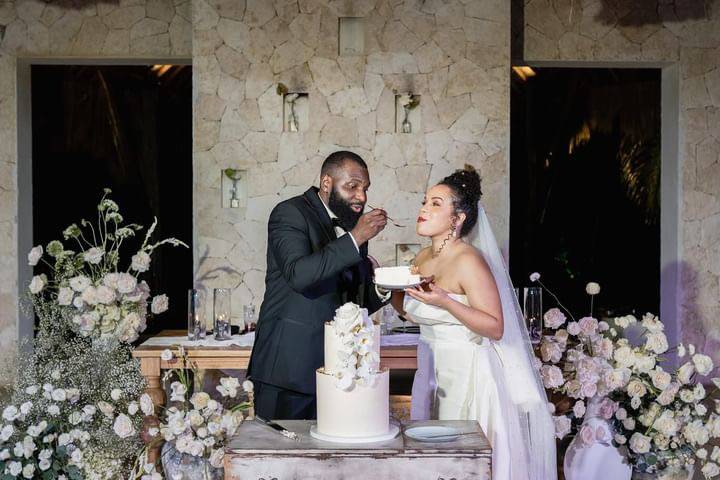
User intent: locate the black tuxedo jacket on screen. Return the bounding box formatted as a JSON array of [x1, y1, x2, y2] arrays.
[[247, 187, 385, 395]]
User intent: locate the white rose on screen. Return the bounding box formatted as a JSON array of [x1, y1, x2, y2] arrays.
[[29, 275, 46, 294], [694, 383, 706, 401], [650, 368, 672, 391], [160, 349, 173, 361], [1, 425, 13, 441], [634, 354, 656, 373], [102, 273, 120, 289], [188, 410, 204, 427], [629, 432, 651, 454], [47, 404, 60, 416], [653, 411, 679, 437], [39, 458, 51, 471], [80, 286, 99, 306], [543, 308, 567, 329], [116, 273, 137, 294], [2, 406, 19, 421], [8, 461, 22, 476], [615, 408, 627, 420], [51, 389, 67, 402], [57, 287, 74, 306], [614, 315, 637, 329], [140, 394, 154, 416], [678, 362, 696, 384], [530, 272, 540, 282], [110, 389, 122, 401], [627, 379, 647, 398], [151, 295, 169, 315], [113, 413, 135, 438], [614, 434, 627, 445], [540, 365, 564, 389], [680, 389, 696, 403], [573, 401, 586, 418], [22, 463, 35, 479], [97, 401, 115, 416], [614, 346, 635, 368], [95, 285, 116, 305], [128, 402, 139, 415], [630, 397, 641, 410], [585, 282, 601, 295], [645, 332, 669, 354], [83, 247, 104, 265], [242, 380, 254, 393], [190, 392, 210, 410], [540, 339, 562, 364], [28, 246, 43, 266], [693, 354, 714, 376], [623, 418, 636, 430], [69, 275, 91, 292], [131, 251, 151, 272], [696, 403, 707, 416], [697, 448, 708, 460]]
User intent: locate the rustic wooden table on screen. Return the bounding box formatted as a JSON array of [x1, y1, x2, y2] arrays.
[[224, 419, 491, 480], [132, 330, 419, 408]]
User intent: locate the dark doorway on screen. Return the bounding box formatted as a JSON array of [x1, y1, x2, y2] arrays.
[[31, 64, 192, 334], [510, 67, 661, 318]]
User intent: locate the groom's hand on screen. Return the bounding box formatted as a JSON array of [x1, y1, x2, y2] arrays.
[[350, 209, 387, 246]]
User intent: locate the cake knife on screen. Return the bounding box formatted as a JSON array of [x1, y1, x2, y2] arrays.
[[255, 415, 300, 441]]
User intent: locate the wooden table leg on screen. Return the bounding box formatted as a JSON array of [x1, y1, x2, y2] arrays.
[[140, 357, 165, 463]]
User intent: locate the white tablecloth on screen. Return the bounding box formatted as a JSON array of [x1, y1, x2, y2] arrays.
[[139, 332, 419, 348]]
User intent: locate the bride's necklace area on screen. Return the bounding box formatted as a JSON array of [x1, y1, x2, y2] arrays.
[[432, 233, 459, 258]]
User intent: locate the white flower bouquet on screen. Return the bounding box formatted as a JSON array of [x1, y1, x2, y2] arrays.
[[155, 347, 253, 471], [606, 315, 720, 477], [27, 189, 187, 343]]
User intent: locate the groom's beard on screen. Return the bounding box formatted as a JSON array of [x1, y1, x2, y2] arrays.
[[328, 187, 363, 231]]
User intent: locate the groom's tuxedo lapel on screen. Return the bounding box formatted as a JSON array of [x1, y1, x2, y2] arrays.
[[302, 188, 336, 245]]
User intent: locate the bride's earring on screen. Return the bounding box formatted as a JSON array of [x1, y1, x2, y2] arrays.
[[451, 217, 457, 237]]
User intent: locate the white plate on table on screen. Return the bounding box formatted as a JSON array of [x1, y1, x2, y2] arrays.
[[404, 425, 463, 442]]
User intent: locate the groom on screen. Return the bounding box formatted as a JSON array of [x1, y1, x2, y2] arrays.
[[248, 151, 389, 420]]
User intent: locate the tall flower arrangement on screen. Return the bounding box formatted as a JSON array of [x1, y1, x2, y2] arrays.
[[1, 189, 187, 478], [27, 188, 187, 343], [532, 273, 720, 478]]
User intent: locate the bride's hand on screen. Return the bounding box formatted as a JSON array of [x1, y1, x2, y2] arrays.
[[405, 282, 450, 308]]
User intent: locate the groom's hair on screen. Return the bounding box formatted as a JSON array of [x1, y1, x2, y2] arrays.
[[321, 151, 367, 178]]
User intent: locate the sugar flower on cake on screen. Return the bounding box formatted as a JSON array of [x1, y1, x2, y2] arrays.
[[330, 302, 379, 390]]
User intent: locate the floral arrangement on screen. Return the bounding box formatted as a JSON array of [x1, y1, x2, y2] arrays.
[[1, 336, 152, 479], [606, 315, 720, 477], [329, 303, 380, 390], [27, 188, 187, 343], [156, 346, 253, 471], [398, 93, 420, 110], [532, 273, 720, 478]]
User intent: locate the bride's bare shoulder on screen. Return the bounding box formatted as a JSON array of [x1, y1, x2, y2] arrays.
[[413, 246, 432, 265], [455, 244, 492, 278]]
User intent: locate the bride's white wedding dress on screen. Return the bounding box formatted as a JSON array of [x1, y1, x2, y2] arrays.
[[403, 204, 556, 480], [405, 294, 530, 480]]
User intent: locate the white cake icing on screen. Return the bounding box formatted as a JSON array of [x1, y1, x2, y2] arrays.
[[374, 266, 421, 286], [316, 368, 389, 438], [315, 302, 391, 440]]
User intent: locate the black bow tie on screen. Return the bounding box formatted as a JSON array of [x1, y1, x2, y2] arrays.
[[331, 218, 345, 230]]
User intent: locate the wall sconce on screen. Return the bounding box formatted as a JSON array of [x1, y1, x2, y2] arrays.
[[395, 93, 421, 133], [222, 168, 247, 208]]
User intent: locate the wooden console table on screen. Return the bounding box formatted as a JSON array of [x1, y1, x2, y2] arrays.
[[224, 419, 491, 479], [132, 330, 418, 408]]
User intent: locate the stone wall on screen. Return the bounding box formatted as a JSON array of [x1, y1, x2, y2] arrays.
[[523, 0, 720, 352], [0, 0, 192, 356], [0, 0, 511, 338], [192, 0, 511, 322]]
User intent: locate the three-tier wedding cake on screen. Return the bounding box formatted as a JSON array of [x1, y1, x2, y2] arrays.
[[312, 303, 398, 442]]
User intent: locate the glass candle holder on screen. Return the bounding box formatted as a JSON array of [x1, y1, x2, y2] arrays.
[[524, 286, 543, 345], [213, 288, 232, 341], [187, 289, 206, 341], [243, 304, 256, 332]]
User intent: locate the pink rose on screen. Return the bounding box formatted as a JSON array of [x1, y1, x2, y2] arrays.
[[580, 424, 596, 446], [540, 339, 562, 364], [573, 400, 586, 418], [544, 308, 567, 329], [567, 322, 581, 336], [581, 382, 598, 399], [578, 317, 599, 337], [596, 425, 608, 442], [599, 398, 618, 420], [541, 365, 565, 389]]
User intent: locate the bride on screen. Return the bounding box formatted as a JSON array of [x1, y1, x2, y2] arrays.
[[391, 166, 556, 480]]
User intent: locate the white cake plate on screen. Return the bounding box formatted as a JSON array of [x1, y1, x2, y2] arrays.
[[374, 281, 422, 291], [310, 424, 400, 444]]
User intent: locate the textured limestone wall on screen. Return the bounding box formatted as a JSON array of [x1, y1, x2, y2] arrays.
[[523, 0, 720, 350], [192, 0, 511, 321], [0, 0, 191, 355]]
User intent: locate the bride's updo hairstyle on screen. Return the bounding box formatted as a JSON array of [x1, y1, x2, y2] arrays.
[[438, 165, 482, 237]]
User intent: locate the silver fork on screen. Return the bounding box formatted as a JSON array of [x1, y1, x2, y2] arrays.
[[367, 204, 406, 228]]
